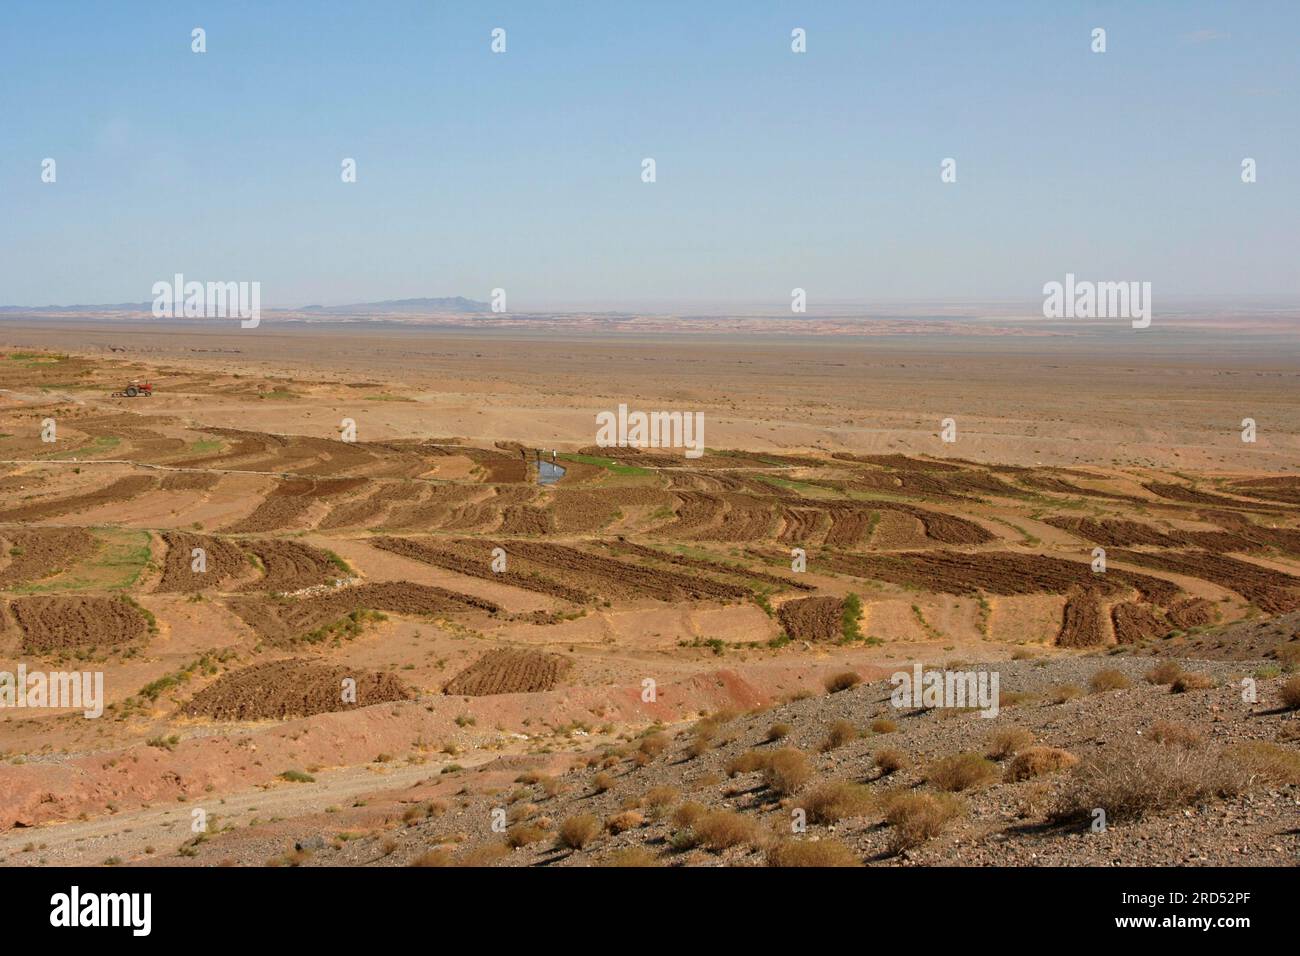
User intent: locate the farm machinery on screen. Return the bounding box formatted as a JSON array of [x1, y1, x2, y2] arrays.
[[111, 380, 153, 398]]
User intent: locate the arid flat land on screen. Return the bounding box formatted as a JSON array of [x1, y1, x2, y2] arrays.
[[1, 318, 1298, 867]]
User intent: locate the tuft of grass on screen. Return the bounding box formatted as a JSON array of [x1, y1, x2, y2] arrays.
[[557, 814, 601, 850], [1281, 676, 1300, 711], [880, 790, 964, 852], [1147, 720, 1202, 749], [873, 748, 910, 775], [1170, 672, 1215, 693], [1004, 746, 1079, 782], [599, 847, 659, 867], [1088, 667, 1132, 693], [762, 748, 812, 795], [926, 752, 999, 792], [278, 769, 315, 784], [985, 725, 1034, 760], [824, 670, 861, 694], [819, 719, 858, 752], [870, 717, 898, 733], [1145, 660, 1184, 686], [765, 722, 791, 742], [766, 838, 860, 867], [694, 810, 761, 851], [797, 781, 873, 824]]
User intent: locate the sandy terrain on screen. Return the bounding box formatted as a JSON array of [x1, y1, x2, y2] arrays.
[[0, 319, 1297, 868]]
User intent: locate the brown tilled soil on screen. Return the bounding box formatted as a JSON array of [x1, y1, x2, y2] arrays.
[[8, 595, 150, 652], [155, 531, 250, 591], [0, 527, 98, 586], [777, 596, 845, 642], [241, 539, 349, 592], [442, 648, 574, 696], [184, 658, 414, 719], [0, 475, 156, 522]]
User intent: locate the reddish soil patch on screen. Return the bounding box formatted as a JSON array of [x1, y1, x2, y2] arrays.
[[601, 540, 814, 591], [158, 472, 222, 492], [1111, 550, 1300, 614], [183, 658, 413, 719], [9, 596, 149, 652], [223, 477, 367, 533], [442, 648, 573, 696], [777, 596, 844, 642], [1166, 597, 1219, 629], [241, 539, 348, 592]]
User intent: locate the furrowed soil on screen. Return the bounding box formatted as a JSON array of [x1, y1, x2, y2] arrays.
[[0, 324, 1296, 867]]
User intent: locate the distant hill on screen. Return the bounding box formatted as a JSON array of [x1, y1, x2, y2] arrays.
[[298, 297, 491, 315]]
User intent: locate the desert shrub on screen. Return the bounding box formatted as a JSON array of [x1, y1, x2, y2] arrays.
[[1281, 676, 1300, 711], [1170, 672, 1215, 693], [1089, 668, 1132, 693], [694, 810, 761, 851], [599, 847, 659, 867], [1052, 740, 1246, 823], [766, 838, 860, 867], [506, 802, 538, 824], [1048, 684, 1084, 704], [874, 748, 909, 775], [797, 781, 873, 824], [592, 772, 615, 793], [999, 691, 1039, 708], [638, 733, 669, 757], [766, 722, 792, 742], [1223, 741, 1300, 785], [1004, 746, 1079, 782], [457, 843, 509, 867], [762, 748, 812, 794], [869, 717, 898, 733], [725, 750, 768, 777], [505, 824, 546, 848], [643, 786, 680, 812], [557, 814, 601, 850], [881, 790, 964, 851], [1145, 660, 1183, 685], [672, 801, 707, 829], [606, 810, 645, 834], [927, 752, 999, 792], [685, 738, 710, 759], [820, 719, 858, 752], [1148, 720, 1202, 749], [409, 848, 454, 867], [985, 725, 1034, 760], [824, 671, 862, 693]]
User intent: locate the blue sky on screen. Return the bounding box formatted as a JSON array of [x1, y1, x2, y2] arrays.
[[1, 1, 1296, 309]]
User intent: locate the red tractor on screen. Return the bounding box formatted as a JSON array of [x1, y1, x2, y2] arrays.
[[112, 380, 153, 398]]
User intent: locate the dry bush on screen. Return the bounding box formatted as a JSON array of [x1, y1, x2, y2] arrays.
[[874, 748, 909, 775], [1145, 660, 1184, 685], [881, 790, 964, 851], [557, 814, 601, 850], [599, 847, 659, 867], [506, 802, 539, 824], [999, 691, 1039, 708], [685, 738, 709, 759], [1013, 781, 1053, 819], [409, 848, 454, 867], [985, 725, 1034, 760], [725, 750, 768, 777], [672, 801, 707, 829], [1089, 668, 1132, 693], [1223, 741, 1300, 785], [797, 781, 873, 824], [766, 722, 792, 742], [766, 838, 860, 867], [643, 786, 680, 812], [694, 810, 761, 851], [1048, 684, 1084, 704], [762, 748, 812, 795], [1004, 746, 1079, 782], [1171, 672, 1215, 693], [514, 770, 544, 784], [1281, 676, 1300, 711], [538, 775, 564, 798], [820, 719, 858, 752], [1148, 720, 1203, 749], [927, 752, 999, 792], [1052, 739, 1246, 823], [870, 717, 898, 733], [638, 733, 669, 757], [592, 772, 615, 793], [1011, 648, 1036, 660], [606, 810, 645, 834], [824, 670, 862, 693], [505, 823, 546, 848], [457, 843, 509, 867]]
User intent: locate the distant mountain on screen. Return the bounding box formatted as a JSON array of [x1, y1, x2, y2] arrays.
[[0, 296, 491, 316], [299, 297, 491, 315]]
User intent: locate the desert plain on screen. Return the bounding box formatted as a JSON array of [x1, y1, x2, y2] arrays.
[[1, 312, 1298, 868]]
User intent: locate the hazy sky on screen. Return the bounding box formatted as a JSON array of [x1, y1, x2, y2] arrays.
[[1, 1, 1297, 310]]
